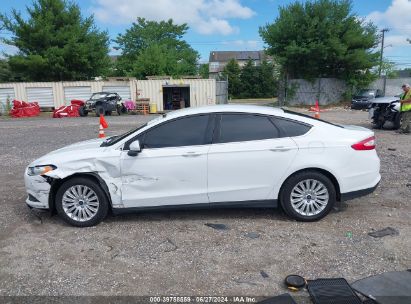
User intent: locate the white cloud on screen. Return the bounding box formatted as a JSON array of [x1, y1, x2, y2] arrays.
[[225, 39, 261, 48], [385, 34, 411, 47], [91, 0, 255, 35], [367, 0, 411, 47], [0, 42, 18, 57], [366, 0, 411, 68]]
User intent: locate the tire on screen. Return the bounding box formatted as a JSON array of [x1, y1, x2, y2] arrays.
[[117, 104, 127, 115], [78, 106, 88, 117], [95, 105, 104, 117], [280, 171, 336, 222], [372, 123, 382, 129], [106, 111, 112, 116], [394, 112, 402, 130], [55, 177, 109, 227]]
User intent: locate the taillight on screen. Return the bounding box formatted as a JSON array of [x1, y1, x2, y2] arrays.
[[351, 136, 376, 150]]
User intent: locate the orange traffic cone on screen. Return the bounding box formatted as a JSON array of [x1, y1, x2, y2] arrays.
[[99, 114, 108, 138], [314, 100, 320, 119], [309, 100, 321, 119], [98, 124, 105, 138], [100, 114, 108, 128]]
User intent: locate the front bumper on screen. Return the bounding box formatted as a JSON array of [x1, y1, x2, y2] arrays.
[[24, 171, 51, 209], [351, 101, 371, 110], [84, 103, 95, 111]]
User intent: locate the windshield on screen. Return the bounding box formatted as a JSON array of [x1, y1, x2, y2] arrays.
[[100, 123, 147, 147], [355, 90, 375, 97], [90, 93, 109, 100]]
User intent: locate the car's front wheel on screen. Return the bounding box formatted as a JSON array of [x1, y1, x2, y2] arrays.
[[55, 177, 109, 227], [280, 171, 336, 221], [78, 106, 88, 117]]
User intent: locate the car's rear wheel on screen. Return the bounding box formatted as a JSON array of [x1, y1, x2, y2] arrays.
[[95, 105, 104, 117], [116, 104, 127, 115], [280, 171, 336, 221], [55, 177, 109, 227]]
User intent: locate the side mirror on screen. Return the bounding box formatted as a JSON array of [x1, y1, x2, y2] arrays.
[[127, 140, 141, 157]]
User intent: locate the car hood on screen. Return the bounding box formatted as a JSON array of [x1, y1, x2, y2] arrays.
[[50, 138, 105, 155], [370, 96, 399, 104], [29, 138, 106, 166], [353, 95, 373, 100]]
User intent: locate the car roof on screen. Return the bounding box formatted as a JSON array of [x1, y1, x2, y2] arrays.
[[157, 105, 337, 128], [165, 104, 284, 118]]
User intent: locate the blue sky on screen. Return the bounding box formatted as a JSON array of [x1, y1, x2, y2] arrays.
[[1, 0, 411, 68]]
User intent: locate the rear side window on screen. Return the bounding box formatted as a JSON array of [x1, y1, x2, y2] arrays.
[[218, 114, 280, 143], [142, 115, 209, 148], [273, 118, 311, 137]]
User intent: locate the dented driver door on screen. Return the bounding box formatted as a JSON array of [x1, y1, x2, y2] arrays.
[[120, 114, 212, 208]]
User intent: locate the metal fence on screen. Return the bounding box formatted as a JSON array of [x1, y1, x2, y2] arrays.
[[369, 77, 411, 97], [216, 81, 228, 104], [279, 78, 347, 105], [278, 77, 411, 105]]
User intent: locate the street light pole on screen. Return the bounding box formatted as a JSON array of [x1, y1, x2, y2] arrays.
[[379, 28, 389, 77]]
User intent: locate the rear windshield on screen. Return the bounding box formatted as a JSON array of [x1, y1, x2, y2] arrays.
[[283, 109, 343, 128]]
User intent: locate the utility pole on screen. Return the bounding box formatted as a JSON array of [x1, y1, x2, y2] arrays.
[[379, 28, 389, 77]]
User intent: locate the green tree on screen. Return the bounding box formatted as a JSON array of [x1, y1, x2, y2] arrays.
[[239, 60, 261, 98], [0, 59, 14, 82], [0, 0, 110, 81], [222, 59, 241, 98], [259, 0, 379, 88], [380, 59, 397, 78], [258, 60, 278, 98], [198, 63, 209, 79], [114, 18, 199, 78]]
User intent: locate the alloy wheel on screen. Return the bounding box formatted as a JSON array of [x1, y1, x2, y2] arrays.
[[62, 185, 100, 222], [290, 179, 329, 216]]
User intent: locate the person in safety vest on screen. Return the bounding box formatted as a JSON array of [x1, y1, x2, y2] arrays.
[[397, 83, 411, 134]]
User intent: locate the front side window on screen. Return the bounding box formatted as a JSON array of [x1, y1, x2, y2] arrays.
[[142, 115, 210, 148], [218, 114, 279, 143]]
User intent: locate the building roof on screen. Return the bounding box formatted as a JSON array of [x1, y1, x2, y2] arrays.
[[209, 51, 265, 62]]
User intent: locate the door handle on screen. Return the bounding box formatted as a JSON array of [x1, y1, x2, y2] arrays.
[[182, 152, 201, 157], [270, 146, 292, 152]]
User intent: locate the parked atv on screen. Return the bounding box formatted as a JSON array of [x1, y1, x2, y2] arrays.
[[79, 92, 127, 117]]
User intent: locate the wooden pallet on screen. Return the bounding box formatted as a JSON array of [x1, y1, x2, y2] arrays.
[[135, 102, 149, 115]]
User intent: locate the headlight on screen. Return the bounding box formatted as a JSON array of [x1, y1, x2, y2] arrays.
[[27, 165, 57, 176]]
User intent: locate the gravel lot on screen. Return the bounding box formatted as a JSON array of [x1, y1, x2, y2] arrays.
[[0, 109, 410, 302]]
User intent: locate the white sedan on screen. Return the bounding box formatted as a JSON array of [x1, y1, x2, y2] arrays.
[[25, 105, 380, 227]]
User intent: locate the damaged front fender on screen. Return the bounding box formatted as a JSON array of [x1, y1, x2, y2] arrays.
[[27, 144, 125, 209]]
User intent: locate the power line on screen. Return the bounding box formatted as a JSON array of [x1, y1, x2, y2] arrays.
[[379, 28, 390, 77]]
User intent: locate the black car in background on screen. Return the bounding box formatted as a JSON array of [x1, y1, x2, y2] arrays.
[[351, 89, 383, 110], [79, 92, 126, 117]]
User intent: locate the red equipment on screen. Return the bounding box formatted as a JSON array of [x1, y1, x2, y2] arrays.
[[53, 100, 85, 118], [10, 100, 40, 118]]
